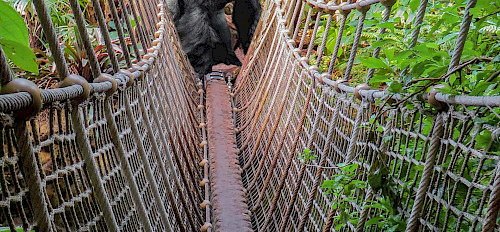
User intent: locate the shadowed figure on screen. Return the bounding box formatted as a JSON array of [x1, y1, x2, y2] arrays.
[[166, 0, 241, 75], [233, 0, 261, 54]]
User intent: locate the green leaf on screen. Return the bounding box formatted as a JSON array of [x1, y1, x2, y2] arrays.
[[388, 224, 400, 232], [368, 172, 382, 189], [409, 0, 420, 12], [130, 17, 136, 28], [388, 81, 402, 93], [321, 180, 335, 189], [393, 50, 412, 62], [424, 43, 439, 50], [442, 12, 460, 25], [0, 1, 38, 74], [0, 1, 29, 45], [429, 18, 445, 35], [369, 74, 391, 86], [326, 33, 337, 54], [412, 44, 432, 59], [437, 85, 460, 95], [340, 210, 350, 224], [0, 227, 33, 232], [108, 21, 116, 30], [351, 180, 366, 188], [384, 48, 395, 61], [470, 81, 493, 96], [437, 32, 458, 45], [344, 184, 352, 195], [363, 202, 385, 210], [365, 216, 383, 227], [371, 39, 393, 49], [360, 57, 390, 69], [378, 22, 395, 31], [475, 130, 492, 149], [1, 39, 38, 74]]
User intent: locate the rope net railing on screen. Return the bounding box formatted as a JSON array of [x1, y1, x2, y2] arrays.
[[233, 0, 500, 231], [0, 0, 210, 230]]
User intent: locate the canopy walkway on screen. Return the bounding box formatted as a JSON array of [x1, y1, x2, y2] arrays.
[[0, 0, 499, 231]]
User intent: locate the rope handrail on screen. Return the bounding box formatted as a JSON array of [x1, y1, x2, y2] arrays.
[[304, 0, 380, 12], [1, 64, 495, 115], [320, 72, 500, 107], [0, 62, 153, 112]]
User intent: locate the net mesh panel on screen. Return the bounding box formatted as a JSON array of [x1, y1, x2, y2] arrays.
[[112, 87, 165, 231], [84, 95, 142, 231], [0, 0, 209, 229], [0, 125, 36, 231], [234, 0, 500, 231]]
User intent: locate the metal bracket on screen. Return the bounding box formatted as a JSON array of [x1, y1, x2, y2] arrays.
[[205, 71, 225, 82]]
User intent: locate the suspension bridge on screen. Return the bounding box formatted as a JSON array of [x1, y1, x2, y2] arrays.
[[0, 0, 498, 231]]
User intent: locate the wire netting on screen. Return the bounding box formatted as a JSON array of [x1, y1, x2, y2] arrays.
[[0, 0, 210, 230], [233, 0, 500, 231]]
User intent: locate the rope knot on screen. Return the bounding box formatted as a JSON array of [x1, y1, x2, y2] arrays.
[[200, 200, 211, 209], [338, 2, 352, 16], [0, 78, 42, 119], [58, 74, 90, 105], [128, 64, 145, 81], [333, 79, 346, 93], [93, 73, 118, 97], [354, 83, 371, 100], [200, 178, 209, 186], [200, 222, 212, 231], [118, 69, 135, 87], [319, 73, 331, 85], [380, 0, 397, 7], [199, 159, 209, 166], [427, 84, 449, 111], [355, 1, 371, 13]]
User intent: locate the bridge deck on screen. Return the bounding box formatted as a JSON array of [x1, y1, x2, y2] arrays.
[[206, 76, 252, 232]]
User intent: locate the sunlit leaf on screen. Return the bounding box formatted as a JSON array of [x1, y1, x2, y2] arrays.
[[360, 57, 390, 69], [1, 39, 38, 74], [0, 1, 39, 74]]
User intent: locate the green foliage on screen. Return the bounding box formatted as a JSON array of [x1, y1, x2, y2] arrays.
[[321, 162, 405, 230], [364, 196, 406, 231], [298, 148, 317, 163], [303, 4, 499, 230], [309, 0, 500, 97], [0, 1, 38, 74], [0, 227, 34, 232], [321, 163, 365, 230]]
